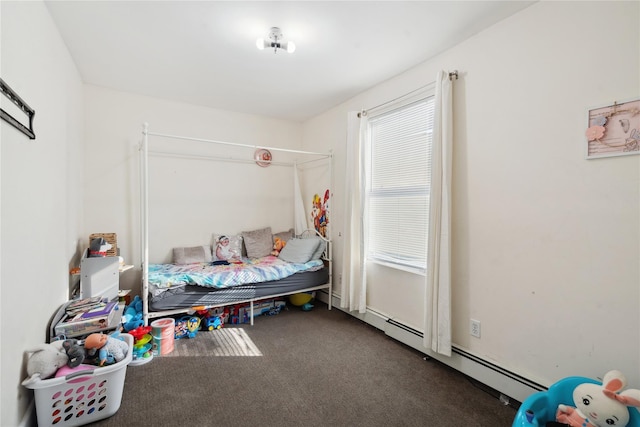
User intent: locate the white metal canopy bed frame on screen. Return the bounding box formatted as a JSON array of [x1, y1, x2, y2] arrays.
[[139, 123, 333, 326]]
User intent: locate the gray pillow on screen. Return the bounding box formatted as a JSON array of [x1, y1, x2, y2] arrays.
[[278, 238, 322, 264], [242, 227, 273, 258], [273, 228, 295, 243], [173, 245, 212, 264]]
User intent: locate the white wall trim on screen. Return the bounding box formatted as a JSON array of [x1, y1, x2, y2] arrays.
[[18, 398, 35, 427], [317, 291, 545, 404]]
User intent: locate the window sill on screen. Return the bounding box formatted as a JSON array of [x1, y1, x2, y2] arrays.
[[367, 258, 426, 276]]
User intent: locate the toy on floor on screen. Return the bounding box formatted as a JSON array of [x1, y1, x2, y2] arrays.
[[185, 316, 201, 338], [554, 370, 640, 427], [21, 343, 70, 385], [128, 325, 152, 341], [132, 334, 153, 360], [204, 316, 223, 331], [84, 332, 129, 366], [290, 292, 314, 310], [196, 307, 226, 330], [175, 316, 201, 339]]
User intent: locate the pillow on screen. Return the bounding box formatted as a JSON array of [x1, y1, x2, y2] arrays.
[[212, 234, 243, 261], [173, 245, 212, 265], [273, 228, 295, 243], [311, 238, 327, 260], [277, 237, 322, 264], [242, 227, 273, 258]]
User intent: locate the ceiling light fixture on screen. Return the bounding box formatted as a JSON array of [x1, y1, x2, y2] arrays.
[[256, 27, 296, 54]]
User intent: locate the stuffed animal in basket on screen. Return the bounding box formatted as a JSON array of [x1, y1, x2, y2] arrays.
[[21, 343, 70, 385], [59, 338, 86, 368], [84, 333, 128, 366], [554, 370, 640, 427]]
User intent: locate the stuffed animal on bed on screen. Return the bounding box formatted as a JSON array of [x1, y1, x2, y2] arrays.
[[554, 370, 640, 427], [271, 237, 286, 256]]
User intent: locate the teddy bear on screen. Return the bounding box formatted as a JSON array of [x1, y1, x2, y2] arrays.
[[553, 370, 640, 427], [271, 237, 286, 256], [84, 333, 129, 366]]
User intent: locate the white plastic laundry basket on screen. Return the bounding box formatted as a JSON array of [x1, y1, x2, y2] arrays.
[[24, 333, 133, 427]]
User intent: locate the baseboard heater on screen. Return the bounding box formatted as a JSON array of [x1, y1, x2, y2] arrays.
[[385, 319, 546, 404], [317, 291, 546, 404]]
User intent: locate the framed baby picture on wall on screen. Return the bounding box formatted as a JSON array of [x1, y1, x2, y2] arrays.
[[585, 97, 640, 159]]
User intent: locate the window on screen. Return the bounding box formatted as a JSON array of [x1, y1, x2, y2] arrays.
[[365, 91, 435, 273]]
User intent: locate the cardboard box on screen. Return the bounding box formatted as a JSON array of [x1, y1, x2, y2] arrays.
[[54, 301, 120, 338]]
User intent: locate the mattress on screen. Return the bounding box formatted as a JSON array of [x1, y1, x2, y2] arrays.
[[149, 266, 329, 311]]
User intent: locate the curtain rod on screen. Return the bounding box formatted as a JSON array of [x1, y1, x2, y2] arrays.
[[358, 70, 458, 118]]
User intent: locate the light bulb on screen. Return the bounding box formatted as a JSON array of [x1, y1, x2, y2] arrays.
[[286, 41, 296, 53], [256, 38, 266, 50]]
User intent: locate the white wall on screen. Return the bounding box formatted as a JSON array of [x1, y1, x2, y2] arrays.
[[303, 0, 640, 392], [0, 2, 84, 425], [83, 86, 306, 292]]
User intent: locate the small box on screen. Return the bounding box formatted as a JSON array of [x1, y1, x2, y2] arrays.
[[54, 302, 119, 338]]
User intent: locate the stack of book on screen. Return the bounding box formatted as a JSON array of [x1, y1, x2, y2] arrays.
[[55, 297, 120, 338]]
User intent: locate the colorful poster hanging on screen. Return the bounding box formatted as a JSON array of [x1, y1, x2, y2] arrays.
[[311, 189, 329, 237]]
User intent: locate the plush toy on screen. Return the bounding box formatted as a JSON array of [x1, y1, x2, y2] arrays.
[[122, 296, 144, 332], [84, 333, 129, 366], [271, 237, 286, 256], [21, 343, 70, 385], [88, 237, 112, 257], [60, 339, 86, 368], [554, 370, 640, 427]]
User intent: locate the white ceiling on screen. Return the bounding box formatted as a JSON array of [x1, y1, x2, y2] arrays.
[[45, 1, 535, 122]]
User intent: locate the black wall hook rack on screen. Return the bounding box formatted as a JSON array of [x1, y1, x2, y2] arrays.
[[0, 78, 35, 140]]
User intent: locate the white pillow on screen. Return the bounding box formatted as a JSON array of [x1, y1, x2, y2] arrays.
[[212, 234, 243, 261]]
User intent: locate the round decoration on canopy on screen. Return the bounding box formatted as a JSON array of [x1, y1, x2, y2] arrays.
[[254, 148, 272, 167]]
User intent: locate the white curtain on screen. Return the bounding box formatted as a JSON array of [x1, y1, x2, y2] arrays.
[[340, 111, 367, 313], [424, 70, 453, 356], [293, 167, 308, 235]]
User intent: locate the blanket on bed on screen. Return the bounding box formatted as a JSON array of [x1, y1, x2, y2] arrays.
[[148, 256, 323, 289]]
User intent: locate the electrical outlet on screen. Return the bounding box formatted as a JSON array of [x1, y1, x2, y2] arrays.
[[470, 319, 481, 338]]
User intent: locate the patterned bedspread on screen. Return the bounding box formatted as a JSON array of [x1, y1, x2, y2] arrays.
[[148, 256, 323, 289]]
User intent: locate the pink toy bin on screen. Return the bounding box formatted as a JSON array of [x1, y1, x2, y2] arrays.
[[24, 333, 133, 426]]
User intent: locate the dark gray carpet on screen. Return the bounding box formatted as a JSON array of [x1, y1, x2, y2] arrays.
[[89, 302, 517, 426], [165, 328, 262, 357]]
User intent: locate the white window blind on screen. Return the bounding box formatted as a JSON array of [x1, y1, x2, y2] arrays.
[[366, 96, 435, 273]]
